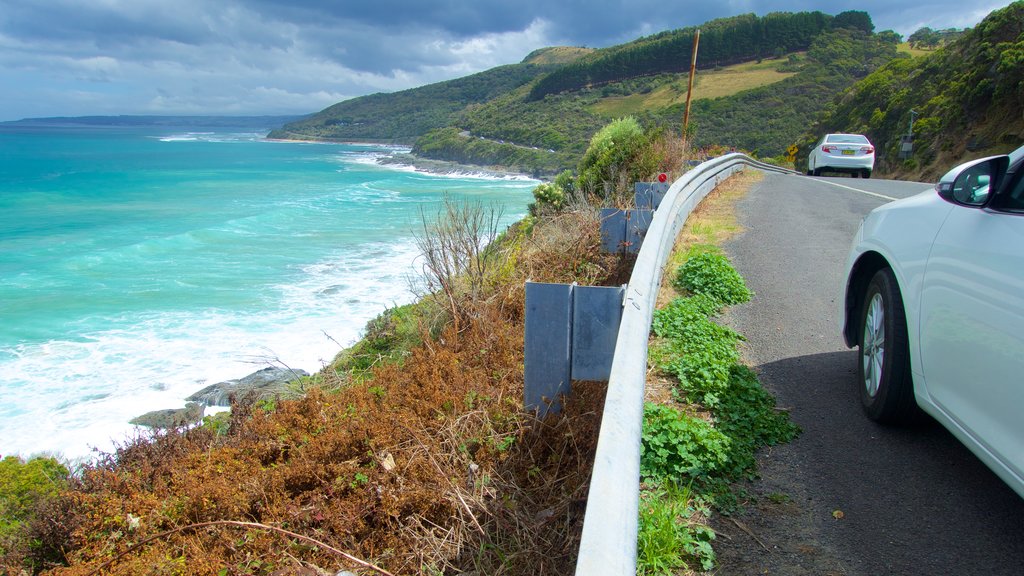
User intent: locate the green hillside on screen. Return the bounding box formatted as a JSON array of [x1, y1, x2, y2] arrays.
[[416, 23, 899, 170], [671, 26, 899, 155], [802, 1, 1024, 179], [278, 7, 999, 175]]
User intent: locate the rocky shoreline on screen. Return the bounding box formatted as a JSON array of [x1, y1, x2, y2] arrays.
[[130, 366, 309, 429]]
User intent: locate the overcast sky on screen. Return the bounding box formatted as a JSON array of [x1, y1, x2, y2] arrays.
[[0, 0, 1010, 121]]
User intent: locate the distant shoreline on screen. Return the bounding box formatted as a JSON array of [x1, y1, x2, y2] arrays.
[[267, 136, 540, 181], [376, 152, 539, 181]]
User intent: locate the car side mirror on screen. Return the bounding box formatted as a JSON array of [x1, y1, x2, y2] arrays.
[[936, 155, 1010, 207]]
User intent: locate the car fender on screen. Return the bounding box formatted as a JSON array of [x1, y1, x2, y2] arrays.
[[843, 190, 955, 393]]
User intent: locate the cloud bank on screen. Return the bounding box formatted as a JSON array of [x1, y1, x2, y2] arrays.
[[0, 0, 1010, 120]]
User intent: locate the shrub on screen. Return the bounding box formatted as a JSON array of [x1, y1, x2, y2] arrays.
[[529, 182, 566, 214], [0, 456, 69, 536], [674, 252, 753, 305], [0, 455, 70, 568], [576, 117, 655, 200]]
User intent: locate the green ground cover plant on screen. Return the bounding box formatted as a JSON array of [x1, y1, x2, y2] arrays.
[[639, 246, 799, 573]]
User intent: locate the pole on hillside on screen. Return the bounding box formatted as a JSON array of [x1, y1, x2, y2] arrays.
[[682, 29, 700, 137]]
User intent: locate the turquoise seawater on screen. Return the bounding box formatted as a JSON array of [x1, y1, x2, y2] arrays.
[[0, 123, 535, 459]]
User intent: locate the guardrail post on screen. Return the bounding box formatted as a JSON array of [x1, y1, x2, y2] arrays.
[[524, 282, 626, 416], [524, 282, 573, 417], [571, 285, 626, 381], [634, 181, 670, 211], [600, 208, 653, 254]]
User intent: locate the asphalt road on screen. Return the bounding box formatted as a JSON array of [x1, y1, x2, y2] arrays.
[[714, 173, 1024, 575]]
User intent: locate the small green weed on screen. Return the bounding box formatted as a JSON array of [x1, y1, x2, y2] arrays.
[[652, 295, 742, 406], [255, 398, 277, 413], [713, 365, 800, 481], [637, 481, 716, 574]]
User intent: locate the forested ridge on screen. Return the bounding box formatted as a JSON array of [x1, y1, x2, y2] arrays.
[[526, 11, 842, 100]]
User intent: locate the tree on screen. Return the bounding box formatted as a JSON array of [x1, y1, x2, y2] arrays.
[[833, 11, 874, 34], [909, 27, 940, 48]]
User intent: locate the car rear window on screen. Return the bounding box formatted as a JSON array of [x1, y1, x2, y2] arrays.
[[826, 134, 870, 144]]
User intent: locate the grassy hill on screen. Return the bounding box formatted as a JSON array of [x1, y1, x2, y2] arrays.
[[588, 55, 799, 118]]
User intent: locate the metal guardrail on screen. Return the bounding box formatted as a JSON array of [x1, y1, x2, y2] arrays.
[[573, 154, 798, 575]]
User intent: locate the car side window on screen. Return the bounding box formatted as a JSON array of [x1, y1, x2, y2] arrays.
[[1001, 169, 1024, 212]]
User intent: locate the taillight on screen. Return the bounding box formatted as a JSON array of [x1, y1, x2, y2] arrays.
[[861, 146, 875, 154], [822, 145, 837, 153]]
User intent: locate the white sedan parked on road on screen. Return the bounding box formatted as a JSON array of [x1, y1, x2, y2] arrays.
[[808, 133, 875, 178], [842, 144, 1024, 498]]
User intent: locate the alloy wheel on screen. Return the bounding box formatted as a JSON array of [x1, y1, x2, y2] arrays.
[[862, 293, 885, 397]]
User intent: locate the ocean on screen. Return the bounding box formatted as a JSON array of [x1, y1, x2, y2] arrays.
[[0, 121, 536, 461]]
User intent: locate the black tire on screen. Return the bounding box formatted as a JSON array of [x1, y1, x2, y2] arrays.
[[862, 169, 872, 179], [806, 169, 813, 176], [858, 268, 917, 423], [812, 168, 821, 176]]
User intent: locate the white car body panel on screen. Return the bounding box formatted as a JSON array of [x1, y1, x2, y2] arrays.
[[846, 191, 953, 379], [843, 157, 1024, 498], [919, 206, 1024, 486]]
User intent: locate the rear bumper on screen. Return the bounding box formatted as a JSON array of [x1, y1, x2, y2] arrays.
[[820, 155, 874, 170]]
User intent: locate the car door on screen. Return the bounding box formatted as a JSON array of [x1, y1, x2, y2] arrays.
[[918, 165, 1024, 484]]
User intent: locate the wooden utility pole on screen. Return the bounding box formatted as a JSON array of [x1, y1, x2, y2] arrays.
[[683, 29, 700, 137]]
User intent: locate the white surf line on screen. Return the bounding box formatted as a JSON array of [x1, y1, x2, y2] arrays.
[[812, 177, 902, 201]]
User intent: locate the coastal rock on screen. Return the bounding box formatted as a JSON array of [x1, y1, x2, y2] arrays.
[[186, 366, 309, 407], [130, 402, 205, 429]]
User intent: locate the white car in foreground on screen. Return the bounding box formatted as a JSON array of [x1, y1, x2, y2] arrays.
[[808, 133, 875, 178], [842, 144, 1024, 498]]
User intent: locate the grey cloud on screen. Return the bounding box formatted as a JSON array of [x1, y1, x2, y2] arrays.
[[0, 0, 1001, 120]]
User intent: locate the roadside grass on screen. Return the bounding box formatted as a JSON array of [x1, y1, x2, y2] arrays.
[[638, 170, 800, 574]]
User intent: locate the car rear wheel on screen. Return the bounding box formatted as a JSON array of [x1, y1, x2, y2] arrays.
[[859, 268, 917, 423], [862, 169, 872, 179]]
